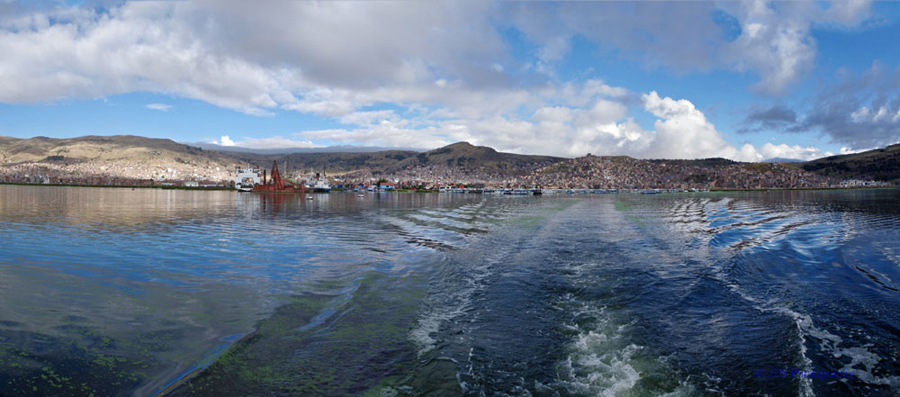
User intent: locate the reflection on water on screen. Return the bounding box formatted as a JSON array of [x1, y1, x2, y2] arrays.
[[1, 185, 899, 396]]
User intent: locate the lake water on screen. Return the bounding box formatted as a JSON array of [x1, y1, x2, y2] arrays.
[[0, 185, 898, 396]]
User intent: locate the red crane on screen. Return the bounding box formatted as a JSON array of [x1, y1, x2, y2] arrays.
[[252, 160, 306, 192]]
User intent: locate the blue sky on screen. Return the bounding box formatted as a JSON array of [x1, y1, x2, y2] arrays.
[[1, 0, 899, 161]]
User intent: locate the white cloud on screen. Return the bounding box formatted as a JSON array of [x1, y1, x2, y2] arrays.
[[0, 1, 873, 117], [578, 100, 628, 126], [507, 1, 871, 96], [851, 105, 899, 123], [532, 107, 573, 123], [295, 90, 790, 162], [338, 110, 397, 126], [725, 0, 871, 95], [840, 146, 866, 155], [642, 91, 761, 161], [873, 106, 889, 121], [215, 135, 235, 146], [213, 135, 322, 149], [851, 106, 871, 122], [300, 122, 452, 150], [146, 103, 172, 112], [726, 2, 815, 95], [758, 143, 832, 161], [0, 2, 852, 160]]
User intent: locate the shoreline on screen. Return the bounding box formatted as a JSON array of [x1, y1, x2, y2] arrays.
[[1, 182, 893, 193], [0, 182, 234, 191]]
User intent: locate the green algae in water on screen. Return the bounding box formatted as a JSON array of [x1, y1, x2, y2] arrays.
[[0, 328, 166, 397], [169, 271, 437, 396]]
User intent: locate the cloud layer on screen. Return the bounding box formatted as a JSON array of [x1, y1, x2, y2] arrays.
[[740, 62, 900, 152], [0, 1, 879, 160]]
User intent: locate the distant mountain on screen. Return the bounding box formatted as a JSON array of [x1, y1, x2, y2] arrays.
[[391, 142, 564, 174], [0, 136, 568, 182], [763, 157, 806, 163], [2, 134, 896, 187], [0, 135, 243, 182], [192, 142, 421, 154], [800, 144, 900, 183], [268, 141, 565, 179], [0, 135, 234, 166]]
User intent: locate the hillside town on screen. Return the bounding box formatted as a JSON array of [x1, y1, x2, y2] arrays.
[[0, 160, 232, 187], [1, 154, 890, 191], [328, 155, 868, 190]]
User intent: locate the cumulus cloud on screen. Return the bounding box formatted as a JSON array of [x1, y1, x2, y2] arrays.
[[214, 135, 235, 146], [146, 103, 172, 112], [641, 92, 761, 161]]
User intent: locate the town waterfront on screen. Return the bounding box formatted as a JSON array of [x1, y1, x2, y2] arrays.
[[0, 185, 898, 396]]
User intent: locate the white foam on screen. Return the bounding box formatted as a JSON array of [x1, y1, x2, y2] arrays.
[[550, 279, 646, 396], [408, 243, 500, 356], [792, 310, 900, 392]]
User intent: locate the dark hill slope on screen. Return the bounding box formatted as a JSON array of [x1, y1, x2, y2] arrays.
[[394, 142, 564, 174], [801, 144, 900, 183]]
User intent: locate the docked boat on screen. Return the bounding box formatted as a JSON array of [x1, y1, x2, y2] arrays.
[[234, 166, 262, 192], [309, 173, 331, 193]]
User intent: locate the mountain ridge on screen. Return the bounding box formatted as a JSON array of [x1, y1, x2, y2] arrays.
[[0, 135, 896, 187]]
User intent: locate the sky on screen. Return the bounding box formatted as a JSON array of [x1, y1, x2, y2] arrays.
[[1, 0, 899, 161]]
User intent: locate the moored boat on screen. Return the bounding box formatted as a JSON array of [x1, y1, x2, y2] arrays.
[[234, 166, 261, 192], [309, 173, 331, 193]]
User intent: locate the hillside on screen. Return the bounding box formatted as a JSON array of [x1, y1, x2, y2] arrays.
[[0, 135, 235, 165], [0, 135, 242, 183], [0, 136, 567, 185], [534, 155, 834, 189], [395, 142, 562, 173], [277, 142, 565, 182], [801, 144, 900, 183], [1, 134, 896, 188], [278, 150, 420, 175]]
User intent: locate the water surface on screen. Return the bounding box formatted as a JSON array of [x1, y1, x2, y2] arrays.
[[0, 186, 898, 396]]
